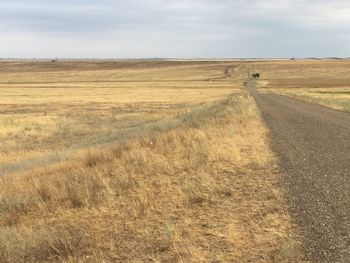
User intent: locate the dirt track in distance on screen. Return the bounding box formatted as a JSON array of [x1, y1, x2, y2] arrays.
[[247, 81, 350, 262]]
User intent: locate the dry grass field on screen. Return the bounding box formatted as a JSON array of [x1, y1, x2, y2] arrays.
[[0, 61, 302, 262], [0, 61, 240, 175], [251, 59, 350, 111]]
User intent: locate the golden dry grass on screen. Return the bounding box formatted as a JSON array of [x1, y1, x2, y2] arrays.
[[0, 61, 302, 262], [251, 59, 350, 111], [0, 61, 240, 175]]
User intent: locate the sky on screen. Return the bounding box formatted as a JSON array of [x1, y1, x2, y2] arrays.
[[0, 0, 350, 58]]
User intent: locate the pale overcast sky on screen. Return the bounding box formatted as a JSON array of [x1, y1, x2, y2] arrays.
[[1, 0, 350, 58]]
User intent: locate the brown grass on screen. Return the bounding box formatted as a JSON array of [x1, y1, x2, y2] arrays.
[[0, 93, 302, 262], [0, 61, 240, 175], [0, 61, 302, 262]]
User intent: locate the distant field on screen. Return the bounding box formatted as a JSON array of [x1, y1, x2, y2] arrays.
[[252, 60, 350, 111], [0, 61, 239, 175]]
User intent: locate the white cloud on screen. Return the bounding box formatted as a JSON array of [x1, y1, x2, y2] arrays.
[[0, 0, 349, 58]]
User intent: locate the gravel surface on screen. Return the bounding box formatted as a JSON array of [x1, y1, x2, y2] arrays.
[[247, 82, 350, 263]]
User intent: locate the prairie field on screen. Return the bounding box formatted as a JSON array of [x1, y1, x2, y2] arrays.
[[3, 59, 349, 262], [0, 61, 304, 262], [0, 61, 240, 175], [252, 59, 350, 111], [2, 0, 350, 261]]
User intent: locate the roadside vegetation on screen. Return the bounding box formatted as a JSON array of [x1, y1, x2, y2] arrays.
[[0, 61, 302, 262]]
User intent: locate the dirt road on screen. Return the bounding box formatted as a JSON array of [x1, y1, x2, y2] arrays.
[[246, 82, 350, 262]]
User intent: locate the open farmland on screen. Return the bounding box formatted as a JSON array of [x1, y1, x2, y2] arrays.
[[1, 60, 349, 262], [0, 61, 302, 262], [0, 61, 240, 176]]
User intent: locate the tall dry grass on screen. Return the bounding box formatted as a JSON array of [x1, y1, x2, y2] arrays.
[[0, 92, 302, 262], [0, 62, 239, 176]]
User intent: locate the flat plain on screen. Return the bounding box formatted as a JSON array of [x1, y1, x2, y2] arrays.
[[0, 61, 302, 262], [1, 59, 349, 262], [0, 61, 239, 175]]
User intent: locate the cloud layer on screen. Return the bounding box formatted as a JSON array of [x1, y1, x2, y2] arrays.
[[1, 0, 349, 58]]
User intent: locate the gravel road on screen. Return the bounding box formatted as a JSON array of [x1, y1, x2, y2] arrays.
[[246, 82, 350, 263]]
